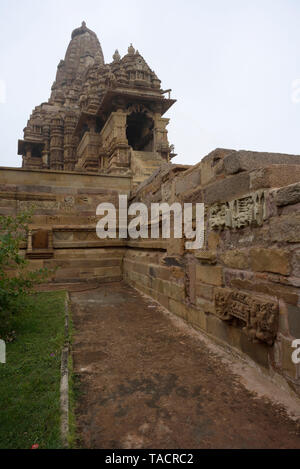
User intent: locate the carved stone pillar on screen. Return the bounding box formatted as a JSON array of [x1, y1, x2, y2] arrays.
[[48, 229, 53, 250], [42, 125, 50, 168], [27, 230, 33, 253], [50, 115, 64, 170], [153, 115, 170, 160], [64, 113, 77, 171], [100, 110, 131, 174], [25, 145, 32, 161]]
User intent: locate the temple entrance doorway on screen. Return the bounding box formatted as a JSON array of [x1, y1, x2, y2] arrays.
[[32, 230, 48, 250], [126, 111, 154, 151]]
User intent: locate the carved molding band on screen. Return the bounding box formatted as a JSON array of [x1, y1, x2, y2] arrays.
[[209, 190, 267, 230]]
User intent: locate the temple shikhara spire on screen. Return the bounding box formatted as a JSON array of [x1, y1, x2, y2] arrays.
[[18, 22, 176, 187]]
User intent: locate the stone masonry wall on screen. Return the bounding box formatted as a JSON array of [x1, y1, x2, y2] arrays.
[[1, 149, 300, 394], [124, 149, 300, 394], [0, 167, 131, 283]]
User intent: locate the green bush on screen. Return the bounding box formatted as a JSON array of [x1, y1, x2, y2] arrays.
[[0, 211, 49, 315]]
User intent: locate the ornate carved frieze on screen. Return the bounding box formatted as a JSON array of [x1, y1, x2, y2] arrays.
[[18, 200, 59, 211], [53, 228, 104, 245], [53, 231, 73, 242], [214, 287, 278, 345], [209, 190, 267, 230]]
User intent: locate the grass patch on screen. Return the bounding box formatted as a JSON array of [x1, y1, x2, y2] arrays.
[[0, 290, 68, 449], [65, 305, 78, 449]]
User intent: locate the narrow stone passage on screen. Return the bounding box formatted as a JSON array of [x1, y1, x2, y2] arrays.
[[71, 282, 300, 449]]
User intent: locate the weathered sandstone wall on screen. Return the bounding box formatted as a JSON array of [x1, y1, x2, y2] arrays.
[[0, 167, 131, 283], [0, 149, 300, 393], [124, 149, 300, 393]]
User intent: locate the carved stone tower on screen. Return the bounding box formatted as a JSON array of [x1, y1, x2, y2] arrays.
[[18, 22, 176, 188]]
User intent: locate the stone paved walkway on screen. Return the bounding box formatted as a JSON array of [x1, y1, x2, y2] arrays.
[[70, 282, 300, 449]]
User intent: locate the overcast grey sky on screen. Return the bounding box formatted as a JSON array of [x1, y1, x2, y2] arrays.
[[0, 0, 299, 167]]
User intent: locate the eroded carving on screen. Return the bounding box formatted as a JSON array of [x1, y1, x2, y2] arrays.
[[210, 203, 231, 230], [18, 200, 59, 210], [210, 191, 267, 230], [215, 287, 278, 345], [53, 231, 73, 241]]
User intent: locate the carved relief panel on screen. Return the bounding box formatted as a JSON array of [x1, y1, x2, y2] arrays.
[[214, 287, 278, 345], [209, 190, 267, 230]]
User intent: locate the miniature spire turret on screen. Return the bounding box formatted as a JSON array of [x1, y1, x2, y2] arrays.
[[128, 43, 135, 55], [113, 50, 121, 62]]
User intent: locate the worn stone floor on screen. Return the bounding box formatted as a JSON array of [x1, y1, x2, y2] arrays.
[[70, 281, 300, 449]]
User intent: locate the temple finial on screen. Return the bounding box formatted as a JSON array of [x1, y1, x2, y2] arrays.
[[128, 43, 135, 55], [113, 49, 121, 62]]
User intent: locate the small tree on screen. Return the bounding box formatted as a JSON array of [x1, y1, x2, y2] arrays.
[[0, 211, 49, 315]]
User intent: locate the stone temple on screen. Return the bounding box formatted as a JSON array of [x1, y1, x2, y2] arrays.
[[1, 23, 300, 395], [18, 21, 175, 188]]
